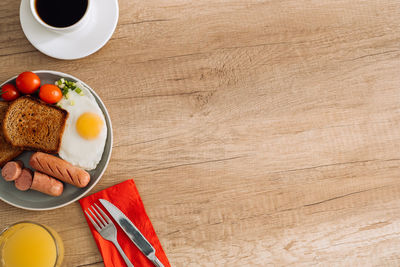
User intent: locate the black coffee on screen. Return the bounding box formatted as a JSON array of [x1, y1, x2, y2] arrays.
[[35, 0, 88, 28]]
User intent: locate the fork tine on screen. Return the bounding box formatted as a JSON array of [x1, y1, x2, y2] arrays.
[[85, 210, 101, 232], [93, 204, 107, 226], [95, 203, 112, 223], [88, 207, 105, 228]]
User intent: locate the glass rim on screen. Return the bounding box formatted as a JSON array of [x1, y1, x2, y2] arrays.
[[0, 221, 60, 267]]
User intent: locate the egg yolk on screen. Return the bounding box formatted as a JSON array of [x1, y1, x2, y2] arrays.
[[76, 112, 104, 140]]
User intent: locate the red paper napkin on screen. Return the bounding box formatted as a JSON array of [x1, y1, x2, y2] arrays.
[[79, 179, 170, 267]]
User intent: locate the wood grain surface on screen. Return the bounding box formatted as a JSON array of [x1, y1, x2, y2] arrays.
[[1, 0, 400, 266]]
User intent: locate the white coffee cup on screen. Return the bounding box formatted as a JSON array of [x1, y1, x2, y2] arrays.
[[30, 0, 92, 33]]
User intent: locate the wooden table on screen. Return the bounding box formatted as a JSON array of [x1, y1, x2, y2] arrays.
[[1, 0, 400, 266]]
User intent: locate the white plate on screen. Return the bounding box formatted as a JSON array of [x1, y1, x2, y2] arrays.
[[19, 0, 119, 60], [0, 70, 113, 210]]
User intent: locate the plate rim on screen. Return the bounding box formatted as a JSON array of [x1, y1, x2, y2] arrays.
[[0, 70, 113, 211]]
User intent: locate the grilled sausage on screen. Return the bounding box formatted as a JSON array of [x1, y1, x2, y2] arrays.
[[30, 152, 90, 188], [2, 161, 23, 181], [30, 172, 64, 197], [14, 169, 64, 197], [14, 168, 33, 191]]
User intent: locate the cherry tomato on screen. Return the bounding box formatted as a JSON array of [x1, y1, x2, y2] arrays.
[[39, 84, 62, 104], [16, 71, 41, 94], [1, 84, 20, 101]]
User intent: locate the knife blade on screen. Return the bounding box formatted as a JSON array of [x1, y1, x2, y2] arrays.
[[99, 199, 165, 267]]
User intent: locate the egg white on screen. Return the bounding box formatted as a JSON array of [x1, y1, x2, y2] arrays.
[[58, 86, 107, 170]]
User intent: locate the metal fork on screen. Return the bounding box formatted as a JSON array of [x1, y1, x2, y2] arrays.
[[85, 203, 134, 267]]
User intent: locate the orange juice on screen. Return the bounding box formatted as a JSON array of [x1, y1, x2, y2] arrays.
[[0, 222, 63, 267]]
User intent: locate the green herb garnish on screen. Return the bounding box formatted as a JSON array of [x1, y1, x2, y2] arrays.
[[56, 78, 83, 97]]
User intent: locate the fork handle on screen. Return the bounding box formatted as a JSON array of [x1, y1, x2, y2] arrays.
[[113, 240, 134, 267]]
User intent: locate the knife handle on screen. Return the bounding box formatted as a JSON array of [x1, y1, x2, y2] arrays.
[[149, 253, 164, 267]]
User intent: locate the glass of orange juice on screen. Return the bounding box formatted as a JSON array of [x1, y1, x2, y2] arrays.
[[0, 221, 64, 267]]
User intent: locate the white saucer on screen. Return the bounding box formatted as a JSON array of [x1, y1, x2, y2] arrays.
[[20, 0, 119, 60]]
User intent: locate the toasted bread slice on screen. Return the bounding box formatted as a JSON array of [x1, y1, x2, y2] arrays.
[[3, 96, 68, 154], [0, 101, 23, 166]]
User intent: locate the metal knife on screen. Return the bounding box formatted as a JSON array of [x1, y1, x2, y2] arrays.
[[99, 199, 165, 267]]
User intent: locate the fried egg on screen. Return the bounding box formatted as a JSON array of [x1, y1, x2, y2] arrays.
[[58, 84, 107, 170]]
